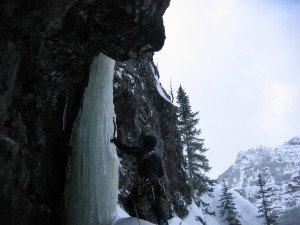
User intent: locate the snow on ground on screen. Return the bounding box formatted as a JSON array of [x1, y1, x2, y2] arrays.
[[204, 185, 264, 225], [113, 206, 154, 225], [114, 185, 264, 225], [231, 189, 264, 225], [114, 217, 154, 225]]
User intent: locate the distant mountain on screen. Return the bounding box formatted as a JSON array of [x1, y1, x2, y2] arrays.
[[218, 136, 300, 215]]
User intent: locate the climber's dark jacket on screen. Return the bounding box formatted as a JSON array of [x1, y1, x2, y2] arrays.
[[111, 138, 164, 180]]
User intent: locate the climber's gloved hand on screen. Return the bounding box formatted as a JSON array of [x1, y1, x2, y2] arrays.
[[110, 137, 117, 143]]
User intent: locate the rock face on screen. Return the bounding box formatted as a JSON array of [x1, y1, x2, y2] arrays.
[[218, 136, 300, 215], [0, 1, 182, 224]]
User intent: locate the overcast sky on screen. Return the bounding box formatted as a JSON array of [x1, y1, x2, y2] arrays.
[[154, 0, 300, 178]]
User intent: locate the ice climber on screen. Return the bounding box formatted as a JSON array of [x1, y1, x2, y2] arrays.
[[110, 135, 169, 225]]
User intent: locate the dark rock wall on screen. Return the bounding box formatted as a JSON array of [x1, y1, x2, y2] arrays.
[[113, 54, 190, 221], [0, 0, 192, 224]]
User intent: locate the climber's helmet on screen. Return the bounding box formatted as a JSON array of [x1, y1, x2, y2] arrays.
[[142, 135, 157, 148]]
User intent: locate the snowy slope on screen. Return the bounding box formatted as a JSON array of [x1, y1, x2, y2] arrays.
[[204, 185, 263, 225], [114, 185, 263, 225], [114, 218, 154, 225], [218, 136, 300, 214]]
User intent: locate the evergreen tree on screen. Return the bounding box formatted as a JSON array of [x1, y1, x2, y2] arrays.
[[218, 180, 242, 225], [176, 85, 215, 197], [256, 173, 278, 225]]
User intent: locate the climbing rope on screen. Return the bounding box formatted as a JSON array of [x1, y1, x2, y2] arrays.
[[131, 193, 141, 225]]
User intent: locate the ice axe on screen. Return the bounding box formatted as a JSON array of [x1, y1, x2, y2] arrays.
[[112, 117, 116, 138]]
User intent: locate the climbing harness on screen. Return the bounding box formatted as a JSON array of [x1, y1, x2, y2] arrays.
[[158, 178, 166, 199], [137, 175, 167, 201], [150, 185, 155, 202], [140, 177, 163, 204]]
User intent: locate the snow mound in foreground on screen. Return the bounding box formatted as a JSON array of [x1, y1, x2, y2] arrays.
[[114, 218, 154, 225], [113, 207, 155, 225]]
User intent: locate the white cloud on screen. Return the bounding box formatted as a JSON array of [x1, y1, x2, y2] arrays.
[[260, 81, 295, 135]]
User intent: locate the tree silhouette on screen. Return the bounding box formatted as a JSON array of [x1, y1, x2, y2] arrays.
[[176, 85, 215, 198]]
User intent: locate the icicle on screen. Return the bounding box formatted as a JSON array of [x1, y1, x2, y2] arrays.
[[65, 53, 119, 225]]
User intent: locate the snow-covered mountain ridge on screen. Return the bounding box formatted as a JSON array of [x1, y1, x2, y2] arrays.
[[218, 136, 300, 214]]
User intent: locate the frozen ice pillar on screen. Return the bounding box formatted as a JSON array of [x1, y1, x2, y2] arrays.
[[65, 53, 118, 225]]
